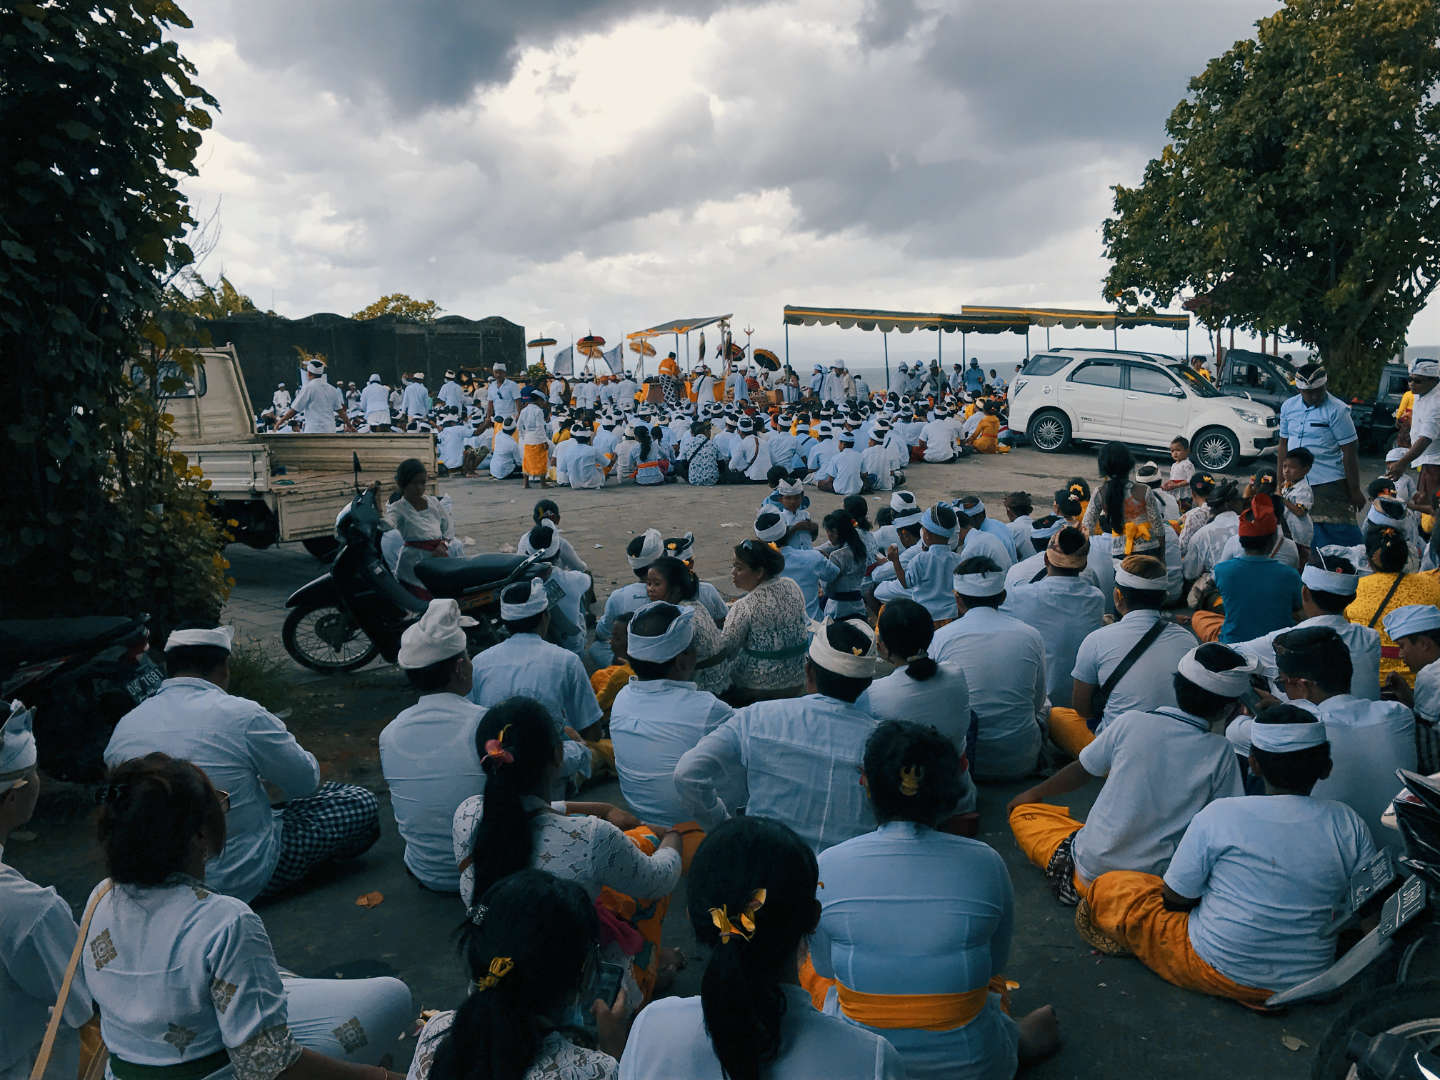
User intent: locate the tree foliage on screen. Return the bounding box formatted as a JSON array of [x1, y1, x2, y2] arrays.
[[165, 272, 263, 319], [1102, 0, 1440, 397], [352, 293, 441, 322], [0, 1, 229, 630]]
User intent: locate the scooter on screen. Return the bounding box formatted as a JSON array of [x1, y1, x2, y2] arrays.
[[1266, 770, 1440, 1078], [0, 614, 162, 781], [282, 478, 560, 672]]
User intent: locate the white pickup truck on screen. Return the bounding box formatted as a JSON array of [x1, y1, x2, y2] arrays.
[[170, 344, 437, 554]]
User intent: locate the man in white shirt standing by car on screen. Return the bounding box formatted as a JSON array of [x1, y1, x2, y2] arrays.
[[277, 358, 352, 433]]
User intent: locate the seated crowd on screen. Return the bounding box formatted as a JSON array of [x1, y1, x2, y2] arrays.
[[7, 422, 1440, 1080]]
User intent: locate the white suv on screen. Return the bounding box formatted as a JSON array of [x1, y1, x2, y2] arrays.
[[1008, 349, 1278, 472]]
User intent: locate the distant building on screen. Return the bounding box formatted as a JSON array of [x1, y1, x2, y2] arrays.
[[190, 311, 525, 394]]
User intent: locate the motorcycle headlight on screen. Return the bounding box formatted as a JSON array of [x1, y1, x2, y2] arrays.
[[1231, 407, 1264, 425]]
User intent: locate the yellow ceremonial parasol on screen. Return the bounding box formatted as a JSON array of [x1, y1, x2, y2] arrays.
[[628, 340, 657, 357], [527, 337, 557, 364], [753, 348, 780, 371]]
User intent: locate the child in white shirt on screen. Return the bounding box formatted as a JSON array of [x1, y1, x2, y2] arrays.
[[1163, 436, 1196, 508], [1279, 446, 1315, 553]]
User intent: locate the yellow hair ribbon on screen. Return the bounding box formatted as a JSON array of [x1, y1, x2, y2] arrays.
[[472, 956, 514, 992], [899, 765, 923, 797], [1120, 520, 1153, 555], [710, 888, 767, 944]]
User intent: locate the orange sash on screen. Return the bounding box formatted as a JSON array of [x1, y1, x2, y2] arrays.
[[835, 976, 1013, 1032]]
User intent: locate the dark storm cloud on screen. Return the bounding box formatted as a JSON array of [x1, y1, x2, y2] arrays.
[[225, 0, 761, 113]]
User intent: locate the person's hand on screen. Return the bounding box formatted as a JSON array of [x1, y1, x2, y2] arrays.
[[603, 805, 640, 830], [1252, 687, 1281, 710], [1387, 459, 1407, 480], [592, 988, 628, 1061], [563, 725, 584, 743], [887, 544, 900, 562], [1385, 670, 1415, 705], [1006, 788, 1042, 815], [1349, 487, 1368, 511]]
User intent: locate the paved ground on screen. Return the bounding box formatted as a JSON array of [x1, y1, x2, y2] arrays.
[[11, 441, 1387, 1077]]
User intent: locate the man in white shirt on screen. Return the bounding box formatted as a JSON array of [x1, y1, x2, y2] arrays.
[[516, 388, 551, 489], [563, 427, 606, 489], [484, 362, 521, 424], [277, 359, 352, 433], [1268, 626, 1415, 843], [930, 559, 1047, 781], [379, 601, 487, 892], [950, 504, 1014, 570], [1009, 643, 1250, 907], [1082, 705, 1378, 1005], [674, 619, 889, 853], [806, 423, 840, 473], [358, 373, 392, 430], [106, 625, 378, 902], [1051, 555, 1198, 758], [609, 602, 735, 829], [1001, 528, 1106, 709], [820, 361, 849, 405], [1385, 605, 1440, 772], [1, 704, 94, 1080], [955, 495, 1019, 563], [1235, 556, 1381, 700], [1387, 359, 1440, 511], [437, 370, 466, 412], [1005, 516, 1069, 589], [436, 412, 469, 475], [814, 431, 865, 495], [918, 407, 960, 463], [468, 579, 596, 794], [859, 422, 899, 492], [272, 382, 291, 411], [400, 370, 430, 421], [488, 417, 522, 479]]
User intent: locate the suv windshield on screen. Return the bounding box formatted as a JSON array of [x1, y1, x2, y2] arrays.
[[1172, 365, 1221, 398]]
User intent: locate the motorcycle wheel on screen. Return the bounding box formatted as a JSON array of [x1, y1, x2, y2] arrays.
[[1311, 979, 1440, 1079], [282, 605, 379, 672]]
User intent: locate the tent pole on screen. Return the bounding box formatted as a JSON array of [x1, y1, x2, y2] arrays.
[[1046, 326, 1051, 350], [1113, 322, 1119, 349], [883, 332, 890, 391], [1024, 327, 1030, 359], [1186, 324, 1190, 360], [962, 332, 966, 366], [937, 327, 942, 366], [784, 322, 790, 370]]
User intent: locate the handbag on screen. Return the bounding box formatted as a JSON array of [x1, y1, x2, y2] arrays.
[[31, 880, 112, 1080]]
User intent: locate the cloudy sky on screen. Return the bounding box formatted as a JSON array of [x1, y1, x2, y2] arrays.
[[178, 0, 1440, 375]]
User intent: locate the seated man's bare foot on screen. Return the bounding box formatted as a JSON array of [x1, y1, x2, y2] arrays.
[[1017, 1004, 1061, 1067]]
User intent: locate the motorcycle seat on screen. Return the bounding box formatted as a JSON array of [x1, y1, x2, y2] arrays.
[[0, 616, 145, 664], [414, 554, 530, 594]]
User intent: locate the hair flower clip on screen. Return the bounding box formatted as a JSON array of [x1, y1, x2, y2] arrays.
[[483, 724, 514, 765], [899, 765, 924, 797], [709, 888, 767, 944], [472, 956, 514, 992]]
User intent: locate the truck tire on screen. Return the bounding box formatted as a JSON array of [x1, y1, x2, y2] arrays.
[[1310, 979, 1440, 1079], [1192, 427, 1240, 472], [282, 604, 379, 672], [1026, 410, 1071, 453]]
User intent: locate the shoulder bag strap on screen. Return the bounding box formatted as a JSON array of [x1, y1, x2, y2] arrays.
[[30, 880, 112, 1080], [1094, 620, 1168, 711], [1369, 573, 1407, 629]]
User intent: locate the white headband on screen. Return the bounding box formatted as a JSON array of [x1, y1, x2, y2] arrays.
[[1176, 646, 1259, 697], [397, 599, 477, 669], [1251, 721, 1329, 753], [1293, 368, 1328, 390], [519, 526, 561, 561], [776, 478, 804, 496], [165, 626, 235, 652], [1114, 567, 1167, 592], [626, 603, 695, 662], [754, 516, 787, 543], [500, 579, 549, 620], [807, 620, 890, 678], [1301, 564, 1358, 597], [304, 359, 326, 374], [626, 528, 664, 570], [1367, 504, 1406, 529], [921, 507, 955, 539], [953, 570, 1006, 597], [0, 702, 37, 793]]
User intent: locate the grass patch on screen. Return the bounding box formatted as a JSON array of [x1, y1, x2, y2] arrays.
[[227, 635, 295, 716]]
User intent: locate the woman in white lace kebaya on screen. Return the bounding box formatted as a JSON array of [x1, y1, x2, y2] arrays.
[[452, 699, 695, 1016], [83, 753, 413, 1080], [408, 870, 624, 1080]]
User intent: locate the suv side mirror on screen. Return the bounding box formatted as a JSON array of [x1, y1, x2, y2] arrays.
[[1170, 387, 1185, 398]]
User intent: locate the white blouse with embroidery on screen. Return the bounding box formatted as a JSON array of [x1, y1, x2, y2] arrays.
[[408, 1013, 615, 1080]]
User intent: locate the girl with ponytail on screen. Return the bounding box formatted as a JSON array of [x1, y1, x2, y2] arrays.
[[807, 722, 1060, 1079], [819, 508, 869, 619], [621, 816, 905, 1080], [417, 870, 624, 1080], [1081, 442, 1166, 565], [452, 698, 687, 1015]]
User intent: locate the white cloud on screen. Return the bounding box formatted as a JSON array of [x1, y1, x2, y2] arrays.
[[178, 0, 1440, 365]]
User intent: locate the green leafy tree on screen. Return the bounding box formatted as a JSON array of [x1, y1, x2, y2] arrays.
[[165, 272, 262, 319], [1102, 0, 1440, 398], [352, 293, 441, 322], [0, 1, 229, 631]]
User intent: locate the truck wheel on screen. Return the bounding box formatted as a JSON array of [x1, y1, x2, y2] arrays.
[[302, 536, 340, 560], [1026, 410, 1071, 453], [1193, 427, 1240, 472], [1310, 979, 1440, 1079], [282, 605, 378, 672]]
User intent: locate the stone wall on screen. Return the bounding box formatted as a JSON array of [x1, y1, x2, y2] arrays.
[[191, 312, 525, 399]]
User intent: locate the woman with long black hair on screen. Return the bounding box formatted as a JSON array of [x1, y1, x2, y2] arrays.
[[451, 699, 689, 1012], [620, 817, 904, 1079], [1081, 442, 1165, 563], [818, 508, 870, 619], [410, 870, 624, 1080]]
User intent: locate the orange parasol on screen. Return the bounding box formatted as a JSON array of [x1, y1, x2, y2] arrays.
[[629, 340, 657, 356], [577, 333, 606, 360], [753, 348, 780, 371]]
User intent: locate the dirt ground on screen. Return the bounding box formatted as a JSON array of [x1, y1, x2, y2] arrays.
[[10, 441, 1391, 1078]]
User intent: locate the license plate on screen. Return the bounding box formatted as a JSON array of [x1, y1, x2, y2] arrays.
[[126, 664, 163, 702], [1378, 876, 1428, 938]]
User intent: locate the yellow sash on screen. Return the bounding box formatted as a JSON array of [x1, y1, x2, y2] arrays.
[[835, 977, 1009, 1032]]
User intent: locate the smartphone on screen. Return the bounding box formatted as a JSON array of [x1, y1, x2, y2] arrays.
[[591, 960, 626, 1007]]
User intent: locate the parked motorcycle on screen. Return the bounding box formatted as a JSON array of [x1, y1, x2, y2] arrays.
[[282, 482, 560, 672], [0, 614, 162, 781], [1271, 769, 1440, 1078]]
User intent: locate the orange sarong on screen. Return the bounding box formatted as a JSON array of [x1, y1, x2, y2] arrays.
[[522, 443, 548, 478], [1047, 707, 1096, 757], [1083, 871, 1274, 1007], [798, 951, 1012, 1028], [1190, 610, 1224, 643], [600, 824, 706, 1003]]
